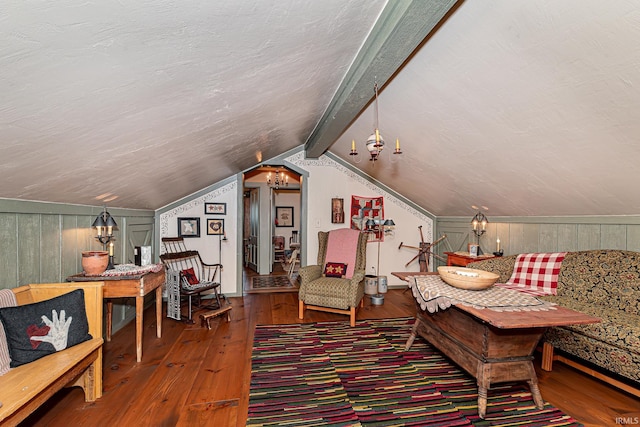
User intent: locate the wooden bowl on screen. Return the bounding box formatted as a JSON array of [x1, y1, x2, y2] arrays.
[[437, 266, 499, 290]]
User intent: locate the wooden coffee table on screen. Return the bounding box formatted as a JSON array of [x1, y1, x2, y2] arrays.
[[392, 272, 600, 418]]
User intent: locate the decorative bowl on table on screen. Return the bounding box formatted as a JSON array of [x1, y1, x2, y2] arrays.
[[437, 266, 499, 290], [81, 251, 109, 275]]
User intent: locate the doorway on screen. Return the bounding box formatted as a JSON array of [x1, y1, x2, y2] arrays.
[[242, 165, 302, 291]]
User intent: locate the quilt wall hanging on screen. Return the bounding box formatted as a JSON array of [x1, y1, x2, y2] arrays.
[[350, 195, 384, 242]]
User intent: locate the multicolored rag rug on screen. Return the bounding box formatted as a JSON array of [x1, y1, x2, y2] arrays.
[[247, 318, 583, 427], [248, 274, 298, 293]]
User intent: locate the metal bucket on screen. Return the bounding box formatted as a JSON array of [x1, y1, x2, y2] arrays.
[[364, 275, 378, 295], [370, 294, 384, 305], [377, 275, 388, 294]]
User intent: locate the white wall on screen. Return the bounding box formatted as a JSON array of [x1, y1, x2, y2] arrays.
[[159, 181, 238, 296], [158, 152, 436, 295], [288, 152, 435, 287]]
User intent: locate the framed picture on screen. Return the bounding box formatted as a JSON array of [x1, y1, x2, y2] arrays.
[[331, 198, 344, 223], [205, 202, 226, 215], [275, 206, 294, 227], [178, 217, 200, 238], [207, 218, 225, 235], [468, 243, 479, 257]]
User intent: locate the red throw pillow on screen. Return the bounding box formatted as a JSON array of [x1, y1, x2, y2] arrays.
[[182, 267, 200, 285], [323, 262, 347, 278]]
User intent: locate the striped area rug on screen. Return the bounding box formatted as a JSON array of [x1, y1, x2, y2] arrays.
[[247, 318, 582, 427]]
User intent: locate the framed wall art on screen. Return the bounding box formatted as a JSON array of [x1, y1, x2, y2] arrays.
[[177, 217, 200, 238], [207, 218, 225, 235], [275, 206, 294, 227], [331, 198, 344, 223], [205, 202, 226, 215], [468, 243, 480, 257]]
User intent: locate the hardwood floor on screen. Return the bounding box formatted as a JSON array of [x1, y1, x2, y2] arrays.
[[23, 284, 639, 427]]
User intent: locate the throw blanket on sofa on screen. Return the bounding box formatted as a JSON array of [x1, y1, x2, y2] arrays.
[[499, 252, 567, 296]]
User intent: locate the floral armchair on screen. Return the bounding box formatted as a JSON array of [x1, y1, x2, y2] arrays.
[[298, 228, 368, 326]]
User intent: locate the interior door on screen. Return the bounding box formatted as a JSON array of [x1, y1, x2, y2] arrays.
[[269, 188, 276, 273], [126, 222, 154, 264], [247, 188, 259, 272]]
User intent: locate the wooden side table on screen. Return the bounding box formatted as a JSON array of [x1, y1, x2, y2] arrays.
[[68, 268, 165, 363], [444, 251, 496, 267]]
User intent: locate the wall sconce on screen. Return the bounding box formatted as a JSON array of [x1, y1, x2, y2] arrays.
[[471, 211, 488, 255], [92, 207, 117, 269]]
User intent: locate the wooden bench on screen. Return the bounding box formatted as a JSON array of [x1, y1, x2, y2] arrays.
[[0, 282, 103, 426], [199, 305, 232, 329]]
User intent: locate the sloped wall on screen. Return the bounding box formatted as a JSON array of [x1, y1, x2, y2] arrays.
[[157, 179, 238, 296]]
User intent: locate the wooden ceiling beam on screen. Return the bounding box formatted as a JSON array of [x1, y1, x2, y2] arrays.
[[304, 0, 458, 159]]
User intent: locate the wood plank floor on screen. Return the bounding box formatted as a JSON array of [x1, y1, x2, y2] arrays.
[[23, 286, 639, 426]]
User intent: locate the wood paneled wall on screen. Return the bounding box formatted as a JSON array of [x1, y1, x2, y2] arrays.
[[435, 216, 640, 266], [0, 199, 155, 334]]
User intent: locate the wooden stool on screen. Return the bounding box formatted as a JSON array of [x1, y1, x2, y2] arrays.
[[199, 305, 232, 329]]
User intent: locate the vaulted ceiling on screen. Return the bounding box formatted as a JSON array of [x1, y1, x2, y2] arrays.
[[2, 1, 640, 217]]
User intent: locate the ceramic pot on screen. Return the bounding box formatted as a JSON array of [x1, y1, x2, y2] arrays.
[[82, 251, 109, 275], [377, 275, 388, 294], [364, 275, 378, 295]]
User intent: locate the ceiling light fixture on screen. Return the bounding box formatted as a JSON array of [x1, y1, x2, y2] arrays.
[[350, 82, 402, 162], [267, 169, 288, 189]]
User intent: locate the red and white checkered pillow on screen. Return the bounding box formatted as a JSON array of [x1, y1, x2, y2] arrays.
[[503, 252, 567, 296]]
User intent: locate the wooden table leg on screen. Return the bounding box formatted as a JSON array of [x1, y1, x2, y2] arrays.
[[155, 286, 162, 338], [477, 364, 491, 419], [404, 318, 420, 351], [106, 301, 113, 342], [527, 362, 544, 409], [136, 296, 143, 363]]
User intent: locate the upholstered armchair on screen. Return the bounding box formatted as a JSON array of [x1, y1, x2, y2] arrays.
[[298, 228, 368, 326]]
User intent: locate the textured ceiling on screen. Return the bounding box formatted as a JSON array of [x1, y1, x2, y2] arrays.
[[0, 0, 386, 209], [2, 1, 640, 217], [332, 0, 640, 216]]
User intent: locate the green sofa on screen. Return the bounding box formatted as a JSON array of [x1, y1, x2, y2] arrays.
[[469, 250, 640, 394]]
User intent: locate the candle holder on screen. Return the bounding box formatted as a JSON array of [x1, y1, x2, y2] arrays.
[[470, 211, 488, 255], [92, 207, 117, 250], [93, 207, 118, 270]]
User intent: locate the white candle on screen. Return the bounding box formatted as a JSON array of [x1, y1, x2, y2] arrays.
[[496, 238, 500, 252], [109, 242, 114, 256]]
